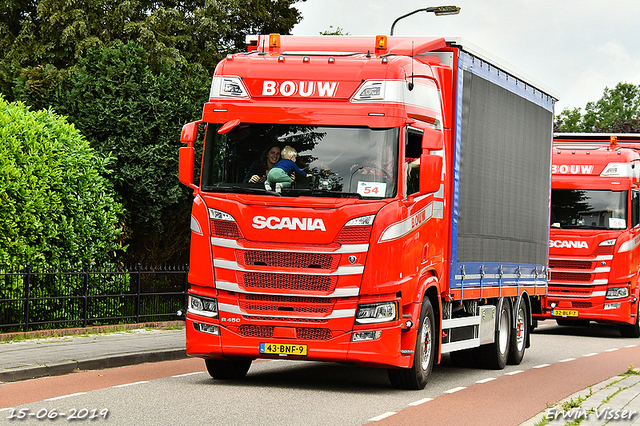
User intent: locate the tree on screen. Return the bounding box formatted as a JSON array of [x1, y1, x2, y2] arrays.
[[555, 82, 640, 133], [1, 0, 304, 101], [51, 40, 208, 263], [0, 0, 304, 263], [0, 96, 124, 267]]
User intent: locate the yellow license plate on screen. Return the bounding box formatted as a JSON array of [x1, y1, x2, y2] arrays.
[[260, 343, 307, 356], [552, 309, 579, 317]]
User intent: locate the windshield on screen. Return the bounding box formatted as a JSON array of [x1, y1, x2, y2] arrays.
[[201, 124, 399, 198], [551, 189, 628, 230]]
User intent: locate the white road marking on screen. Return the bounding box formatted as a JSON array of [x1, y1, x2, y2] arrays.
[[604, 348, 619, 352], [505, 370, 524, 375], [113, 381, 149, 388], [44, 392, 87, 401], [444, 386, 466, 393], [533, 364, 550, 369], [583, 353, 599, 357], [476, 377, 496, 384], [559, 358, 575, 363], [171, 372, 205, 378], [408, 398, 433, 406], [369, 412, 396, 421]]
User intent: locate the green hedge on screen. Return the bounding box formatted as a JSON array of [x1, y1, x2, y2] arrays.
[[0, 96, 124, 267]]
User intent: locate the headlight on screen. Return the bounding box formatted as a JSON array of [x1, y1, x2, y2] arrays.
[[345, 215, 376, 227], [351, 331, 382, 341], [188, 295, 218, 318], [606, 287, 629, 300], [355, 301, 398, 324], [193, 322, 220, 335], [208, 208, 236, 221]]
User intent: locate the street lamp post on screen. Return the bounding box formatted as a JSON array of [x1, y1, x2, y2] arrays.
[[389, 5, 461, 36]]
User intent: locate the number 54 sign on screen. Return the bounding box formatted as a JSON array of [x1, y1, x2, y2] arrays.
[[357, 181, 387, 197]]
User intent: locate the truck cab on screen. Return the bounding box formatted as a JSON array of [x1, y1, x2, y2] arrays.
[[536, 134, 640, 336]]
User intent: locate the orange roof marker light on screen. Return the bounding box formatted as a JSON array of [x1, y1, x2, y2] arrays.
[[610, 135, 618, 150], [269, 34, 281, 49], [376, 35, 388, 51]]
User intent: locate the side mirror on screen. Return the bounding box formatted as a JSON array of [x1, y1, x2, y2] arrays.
[[180, 121, 199, 144], [179, 146, 196, 188], [422, 128, 444, 150], [419, 154, 442, 194], [179, 120, 201, 189]]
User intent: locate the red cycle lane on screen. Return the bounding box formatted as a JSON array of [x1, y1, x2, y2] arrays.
[[368, 345, 640, 426]]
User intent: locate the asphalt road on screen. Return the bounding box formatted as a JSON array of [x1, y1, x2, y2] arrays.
[[2, 320, 640, 426]]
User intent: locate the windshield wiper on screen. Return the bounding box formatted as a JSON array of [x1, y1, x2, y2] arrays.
[[202, 185, 266, 195]]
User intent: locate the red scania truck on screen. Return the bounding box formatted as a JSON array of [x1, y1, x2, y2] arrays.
[[178, 34, 557, 389], [533, 133, 640, 337]]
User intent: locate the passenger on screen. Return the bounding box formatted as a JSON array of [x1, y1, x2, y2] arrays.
[[264, 145, 312, 193], [243, 145, 281, 184]]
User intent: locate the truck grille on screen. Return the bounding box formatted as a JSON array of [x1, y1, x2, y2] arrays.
[[237, 272, 338, 292], [237, 250, 340, 270], [237, 325, 332, 340], [595, 245, 615, 255], [211, 219, 242, 239], [548, 285, 591, 295], [239, 294, 334, 315], [335, 226, 371, 244], [550, 272, 593, 282], [246, 316, 328, 323], [572, 301, 592, 308], [549, 259, 594, 270], [238, 325, 273, 338]]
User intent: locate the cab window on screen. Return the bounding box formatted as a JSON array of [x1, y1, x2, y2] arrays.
[[405, 127, 422, 196]]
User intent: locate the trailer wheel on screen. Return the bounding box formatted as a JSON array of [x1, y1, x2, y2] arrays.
[[388, 298, 436, 390], [507, 297, 527, 365], [205, 358, 252, 380], [620, 303, 640, 338], [479, 298, 511, 369]]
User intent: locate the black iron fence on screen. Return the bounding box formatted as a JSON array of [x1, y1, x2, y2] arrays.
[[0, 264, 188, 333]]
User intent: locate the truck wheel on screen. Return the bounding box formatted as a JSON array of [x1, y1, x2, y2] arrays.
[[479, 298, 511, 369], [620, 303, 640, 338], [205, 358, 252, 380], [507, 297, 527, 365], [387, 298, 436, 390]]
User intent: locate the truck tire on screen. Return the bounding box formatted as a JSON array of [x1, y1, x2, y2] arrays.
[[388, 298, 436, 390], [479, 298, 511, 369], [205, 358, 252, 380], [507, 297, 527, 365], [620, 303, 640, 338]]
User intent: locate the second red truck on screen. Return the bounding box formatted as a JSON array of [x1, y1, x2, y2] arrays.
[[534, 133, 640, 337]]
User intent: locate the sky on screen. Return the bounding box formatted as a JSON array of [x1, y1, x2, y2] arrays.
[[291, 0, 640, 113]]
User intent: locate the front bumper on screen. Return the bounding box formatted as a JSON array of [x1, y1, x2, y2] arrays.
[[185, 314, 412, 369]]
